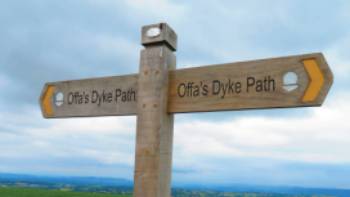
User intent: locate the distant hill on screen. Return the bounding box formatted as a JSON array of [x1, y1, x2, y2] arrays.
[[0, 172, 133, 193], [1, 172, 350, 197], [178, 184, 350, 197], [0, 172, 132, 187]]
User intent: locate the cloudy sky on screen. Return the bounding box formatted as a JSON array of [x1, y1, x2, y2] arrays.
[[1, 0, 350, 189]]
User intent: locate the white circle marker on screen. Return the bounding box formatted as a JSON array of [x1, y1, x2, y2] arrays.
[[146, 27, 161, 38], [55, 92, 64, 107], [283, 72, 299, 92]]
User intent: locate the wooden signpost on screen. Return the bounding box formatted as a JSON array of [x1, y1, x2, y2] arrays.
[[39, 23, 333, 197]]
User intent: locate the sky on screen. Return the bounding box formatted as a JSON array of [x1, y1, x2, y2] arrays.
[[1, 0, 350, 189]]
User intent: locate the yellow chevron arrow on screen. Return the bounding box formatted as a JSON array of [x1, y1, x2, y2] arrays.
[[302, 59, 324, 102], [41, 85, 55, 117]]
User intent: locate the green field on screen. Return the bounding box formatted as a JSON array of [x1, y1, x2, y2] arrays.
[[0, 187, 131, 197], [0, 186, 335, 197]]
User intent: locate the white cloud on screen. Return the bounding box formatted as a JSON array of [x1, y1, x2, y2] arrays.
[[325, 37, 350, 78], [0, 108, 136, 173], [173, 92, 350, 166]]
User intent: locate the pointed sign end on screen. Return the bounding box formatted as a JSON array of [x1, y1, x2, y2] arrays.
[[301, 53, 333, 105], [40, 84, 55, 118]]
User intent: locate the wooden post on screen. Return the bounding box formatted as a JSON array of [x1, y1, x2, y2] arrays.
[[134, 23, 177, 197]]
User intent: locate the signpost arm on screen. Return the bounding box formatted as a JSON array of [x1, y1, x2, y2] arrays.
[[134, 23, 177, 197]]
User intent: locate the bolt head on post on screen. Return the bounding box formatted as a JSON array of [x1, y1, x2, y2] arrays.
[[141, 23, 177, 51]]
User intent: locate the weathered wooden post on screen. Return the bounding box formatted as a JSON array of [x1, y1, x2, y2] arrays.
[[134, 23, 177, 197]]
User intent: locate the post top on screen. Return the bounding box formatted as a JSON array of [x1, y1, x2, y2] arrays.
[[141, 23, 177, 51]]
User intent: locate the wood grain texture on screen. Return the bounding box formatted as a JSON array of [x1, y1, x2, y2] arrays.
[[142, 23, 177, 51], [40, 74, 138, 118], [168, 53, 333, 113], [134, 23, 176, 197], [134, 46, 175, 197], [40, 53, 332, 118]]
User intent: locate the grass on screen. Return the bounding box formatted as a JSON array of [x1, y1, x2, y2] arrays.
[[0, 187, 131, 197], [0, 186, 335, 197]]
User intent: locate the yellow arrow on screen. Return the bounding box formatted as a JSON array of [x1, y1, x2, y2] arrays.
[[302, 59, 324, 102], [41, 85, 55, 117]]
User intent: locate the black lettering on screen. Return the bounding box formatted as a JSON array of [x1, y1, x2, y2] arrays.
[[193, 85, 200, 97], [122, 91, 127, 102], [221, 81, 227, 99], [68, 92, 74, 105], [256, 80, 263, 92], [115, 89, 122, 102], [188, 82, 194, 97], [84, 92, 89, 103], [235, 82, 242, 94], [228, 79, 234, 94], [177, 83, 186, 98], [212, 80, 221, 95], [91, 90, 98, 104], [246, 77, 255, 92], [269, 76, 275, 91], [130, 89, 136, 101], [77, 92, 83, 104], [202, 84, 208, 96], [107, 91, 113, 103]]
